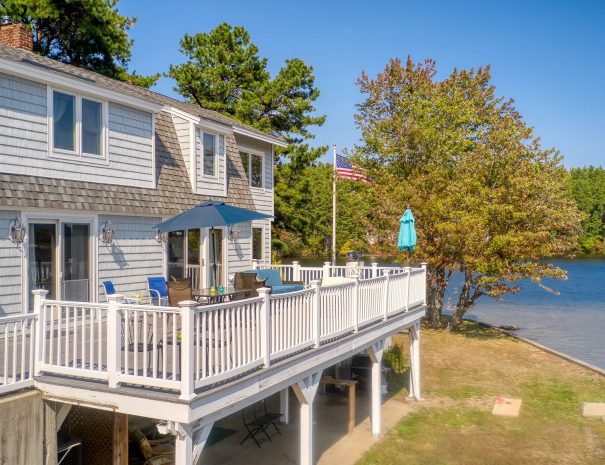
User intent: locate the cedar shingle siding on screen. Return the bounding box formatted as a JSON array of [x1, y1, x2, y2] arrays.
[[0, 44, 267, 216]]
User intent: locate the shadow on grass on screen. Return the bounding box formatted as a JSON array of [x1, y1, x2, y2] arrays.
[[427, 318, 513, 341]]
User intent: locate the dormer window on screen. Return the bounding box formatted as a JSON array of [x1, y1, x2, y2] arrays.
[[49, 88, 107, 161], [240, 151, 263, 188], [201, 131, 225, 178]]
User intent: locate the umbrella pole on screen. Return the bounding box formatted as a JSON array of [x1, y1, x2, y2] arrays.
[[211, 227, 218, 287]]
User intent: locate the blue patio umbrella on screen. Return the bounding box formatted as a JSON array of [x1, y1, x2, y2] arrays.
[[155, 202, 273, 286], [398, 208, 417, 253]]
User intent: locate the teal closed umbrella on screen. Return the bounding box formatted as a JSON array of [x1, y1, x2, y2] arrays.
[[398, 208, 417, 253]]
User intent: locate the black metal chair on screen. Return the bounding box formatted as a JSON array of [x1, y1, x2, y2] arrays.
[[253, 400, 282, 437], [240, 405, 271, 448]]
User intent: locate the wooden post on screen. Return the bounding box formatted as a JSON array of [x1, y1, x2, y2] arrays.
[[371, 262, 378, 278], [353, 277, 359, 333], [382, 270, 391, 320], [112, 413, 128, 465], [310, 280, 321, 348], [348, 382, 356, 434], [323, 261, 332, 279], [420, 263, 428, 305], [174, 423, 193, 465], [292, 261, 301, 281], [107, 294, 123, 388], [179, 300, 198, 401], [368, 340, 385, 437], [258, 287, 271, 367], [31, 289, 48, 376]]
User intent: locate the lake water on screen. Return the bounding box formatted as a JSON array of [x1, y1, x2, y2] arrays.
[[464, 258, 605, 370], [293, 257, 605, 369]]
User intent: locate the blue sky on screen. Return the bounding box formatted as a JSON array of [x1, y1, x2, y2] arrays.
[[121, 0, 604, 167]]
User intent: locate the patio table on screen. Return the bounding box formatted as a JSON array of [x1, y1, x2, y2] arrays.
[[320, 376, 357, 434], [193, 287, 252, 305]]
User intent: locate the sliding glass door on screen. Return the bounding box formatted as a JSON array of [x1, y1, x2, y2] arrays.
[[61, 223, 90, 302], [28, 223, 57, 304], [27, 220, 91, 307]]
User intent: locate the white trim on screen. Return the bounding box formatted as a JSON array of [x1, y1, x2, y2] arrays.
[[233, 126, 287, 147], [198, 119, 231, 136], [0, 58, 162, 113], [166, 106, 201, 125], [189, 121, 197, 190], [199, 130, 220, 180], [151, 113, 157, 188], [47, 87, 110, 165], [239, 146, 265, 190], [20, 211, 98, 312]]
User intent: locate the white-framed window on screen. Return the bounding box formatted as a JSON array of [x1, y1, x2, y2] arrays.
[[252, 226, 264, 261], [48, 88, 107, 161], [201, 131, 225, 178], [240, 151, 264, 188]]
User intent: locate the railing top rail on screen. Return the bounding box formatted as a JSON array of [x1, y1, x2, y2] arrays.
[[319, 280, 357, 290], [358, 275, 388, 284], [194, 295, 264, 313], [44, 300, 110, 308], [118, 303, 181, 314], [269, 288, 315, 301], [0, 313, 38, 323]]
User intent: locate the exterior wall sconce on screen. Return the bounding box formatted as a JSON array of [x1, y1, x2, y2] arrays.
[[228, 226, 240, 242], [100, 220, 115, 244], [9, 217, 26, 245], [155, 230, 168, 243]]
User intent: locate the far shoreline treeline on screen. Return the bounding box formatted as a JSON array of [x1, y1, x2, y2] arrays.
[[272, 164, 605, 260]]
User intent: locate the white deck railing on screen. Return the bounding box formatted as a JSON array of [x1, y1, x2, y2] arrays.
[[0, 313, 36, 394], [0, 263, 426, 398]]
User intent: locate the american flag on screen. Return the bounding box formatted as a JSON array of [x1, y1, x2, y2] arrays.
[[335, 154, 371, 182]]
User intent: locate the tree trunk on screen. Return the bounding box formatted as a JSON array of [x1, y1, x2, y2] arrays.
[[426, 267, 449, 328], [447, 271, 482, 331]]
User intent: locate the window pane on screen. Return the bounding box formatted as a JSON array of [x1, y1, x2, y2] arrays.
[[251, 154, 263, 188], [252, 227, 263, 261], [53, 91, 75, 151], [82, 99, 102, 155], [168, 231, 185, 279], [240, 152, 250, 181], [203, 133, 216, 176]]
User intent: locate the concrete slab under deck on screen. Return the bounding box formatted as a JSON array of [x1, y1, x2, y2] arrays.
[[199, 388, 413, 465]]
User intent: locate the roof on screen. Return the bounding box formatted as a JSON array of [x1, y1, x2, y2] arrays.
[[0, 44, 286, 147], [0, 111, 255, 216]]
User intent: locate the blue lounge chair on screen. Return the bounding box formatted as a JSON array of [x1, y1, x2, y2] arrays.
[[101, 280, 139, 304], [244, 269, 304, 295], [147, 277, 169, 306]]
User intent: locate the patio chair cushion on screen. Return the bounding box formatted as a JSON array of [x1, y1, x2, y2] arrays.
[[147, 277, 168, 298], [243, 269, 304, 294], [167, 280, 193, 306], [270, 284, 304, 294], [251, 269, 283, 288]]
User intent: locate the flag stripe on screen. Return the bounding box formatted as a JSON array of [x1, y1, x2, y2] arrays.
[[335, 154, 371, 182]]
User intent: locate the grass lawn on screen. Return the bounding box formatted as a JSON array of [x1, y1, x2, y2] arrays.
[[358, 321, 605, 465]]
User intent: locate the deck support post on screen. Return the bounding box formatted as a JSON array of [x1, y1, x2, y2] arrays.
[[292, 371, 322, 465], [175, 421, 213, 465], [368, 339, 386, 437], [408, 322, 422, 400], [112, 412, 128, 465], [280, 387, 290, 424]]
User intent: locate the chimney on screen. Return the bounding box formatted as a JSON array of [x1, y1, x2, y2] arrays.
[[0, 18, 33, 52]]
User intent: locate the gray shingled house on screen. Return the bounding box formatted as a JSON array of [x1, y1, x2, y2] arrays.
[[0, 25, 285, 316]]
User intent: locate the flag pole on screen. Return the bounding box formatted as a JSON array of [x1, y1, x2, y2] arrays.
[[332, 143, 337, 265]]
